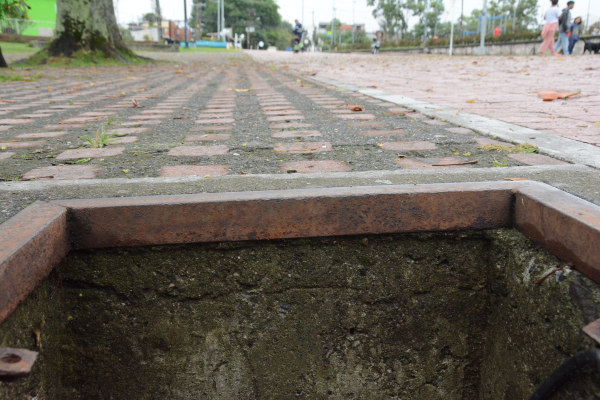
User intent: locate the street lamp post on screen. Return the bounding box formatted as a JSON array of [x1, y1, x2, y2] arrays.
[[478, 0, 487, 55], [217, 0, 221, 40], [586, 0, 591, 31], [184, 0, 188, 47]]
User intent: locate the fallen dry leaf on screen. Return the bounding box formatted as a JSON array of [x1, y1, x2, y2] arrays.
[[538, 90, 581, 102], [367, 85, 377, 89], [503, 178, 528, 181], [431, 159, 479, 166], [351, 105, 364, 112]]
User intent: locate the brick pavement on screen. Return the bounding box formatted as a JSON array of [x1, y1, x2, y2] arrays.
[[249, 51, 600, 148], [0, 54, 573, 181]]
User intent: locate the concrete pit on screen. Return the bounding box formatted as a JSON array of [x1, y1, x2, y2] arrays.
[[2, 230, 600, 399]]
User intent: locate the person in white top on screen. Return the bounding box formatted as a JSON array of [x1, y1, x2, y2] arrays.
[[540, 0, 561, 55]]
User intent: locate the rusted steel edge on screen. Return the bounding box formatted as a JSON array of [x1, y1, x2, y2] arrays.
[[515, 182, 600, 285], [0, 202, 69, 325], [55, 181, 520, 249]]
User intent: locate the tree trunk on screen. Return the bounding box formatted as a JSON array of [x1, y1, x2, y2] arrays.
[[48, 0, 130, 60], [0, 47, 8, 68]]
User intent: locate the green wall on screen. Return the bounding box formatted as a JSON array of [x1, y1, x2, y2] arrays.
[[22, 0, 56, 36]]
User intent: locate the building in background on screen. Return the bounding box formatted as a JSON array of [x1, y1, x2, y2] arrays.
[[127, 20, 191, 43]]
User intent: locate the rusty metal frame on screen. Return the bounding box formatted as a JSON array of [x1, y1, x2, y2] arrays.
[[2, 181, 600, 340]]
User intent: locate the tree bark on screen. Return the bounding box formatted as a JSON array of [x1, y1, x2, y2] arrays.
[[0, 47, 8, 68], [48, 0, 130, 59]]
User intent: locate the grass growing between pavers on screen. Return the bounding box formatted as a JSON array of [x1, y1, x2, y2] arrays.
[[478, 143, 539, 154], [0, 73, 42, 82]]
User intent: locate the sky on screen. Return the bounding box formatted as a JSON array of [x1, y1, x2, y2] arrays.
[[116, 0, 600, 31]]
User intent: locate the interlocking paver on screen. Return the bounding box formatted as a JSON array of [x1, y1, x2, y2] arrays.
[[507, 153, 569, 166], [274, 142, 333, 153], [0, 152, 14, 160], [0, 140, 46, 148], [380, 141, 437, 151], [168, 145, 229, 157], [195, 118, 236, 124], [359, 130, 408, 137], [271, 130, 322, 138], [279, 160, 350, 174], [56, 147, 125, 160], [190, 126, 233, 132], [269, 122, 313, 129], [0, 119, 34, 125], [23, 165, 104, 180], [16, 132, 68, 138], [185, 134, 232, 141]]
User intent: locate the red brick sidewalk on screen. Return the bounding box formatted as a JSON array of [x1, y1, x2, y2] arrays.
[[249, 52, 600, 147]]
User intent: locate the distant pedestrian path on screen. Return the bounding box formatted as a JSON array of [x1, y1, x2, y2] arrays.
[[249, 51, 600, 148]]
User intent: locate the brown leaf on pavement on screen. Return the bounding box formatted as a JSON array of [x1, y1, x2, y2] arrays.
[[503, 178, 528, 181], [431, 159, 479, 166], [537, 90, 581, 102]]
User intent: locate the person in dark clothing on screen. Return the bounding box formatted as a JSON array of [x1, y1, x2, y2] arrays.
[[293, 20, 303, 40], [568, 16, 583, 54], [555, 1, 575, 55], [293, 19, 304, 53]]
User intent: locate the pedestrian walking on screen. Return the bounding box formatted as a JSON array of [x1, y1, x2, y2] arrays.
[[293, 19, 304, 53], [554, 1, 575, 55], [568, 16, 583, 54], [540, 0, 561, 55]]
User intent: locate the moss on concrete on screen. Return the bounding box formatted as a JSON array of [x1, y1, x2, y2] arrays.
[[1, 229, 599, 399]]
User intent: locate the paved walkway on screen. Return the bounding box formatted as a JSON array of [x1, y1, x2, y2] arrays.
[[0, 53, 570, 184], [249, 51, 600, 147]]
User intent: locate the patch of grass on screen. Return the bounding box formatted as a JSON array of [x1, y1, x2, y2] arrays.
[[0, 73, 41, 82], [514, 143, 539, 154], [477, 142, 539, 154], [19, 49, 150, 68], [491, 157, 509, 167], [0, 41, 35, 54], [82, 122, 119, 148]]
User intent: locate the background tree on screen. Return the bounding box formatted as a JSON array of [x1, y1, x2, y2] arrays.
[[480, 0, 538, 31], [367, 0, 408, 40], [142, 12, 158, 27], [407, 0, 444, 39], [191, 0, 283, 49], [47, 0, 130, 60], [0, 0, 30, 68]]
